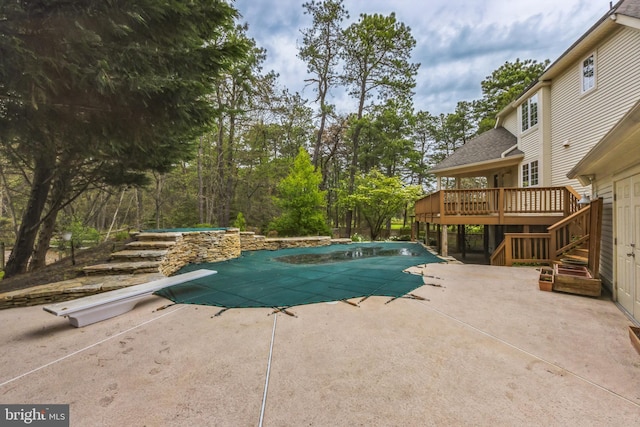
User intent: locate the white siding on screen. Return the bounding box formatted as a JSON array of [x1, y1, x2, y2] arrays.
[[540, 86, 553, 187], [550, 27, 640, 193], [595, 178, 614, 290], [502, 111, 518, 136]]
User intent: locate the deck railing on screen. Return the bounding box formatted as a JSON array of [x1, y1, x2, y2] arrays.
[[490, 199, 601, 270], [547, 205, 591, 259], [489, 233, 552, 266], [415, 186, 581, 223]]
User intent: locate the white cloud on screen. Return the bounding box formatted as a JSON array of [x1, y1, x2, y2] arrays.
[[235, 0, 611, 115]]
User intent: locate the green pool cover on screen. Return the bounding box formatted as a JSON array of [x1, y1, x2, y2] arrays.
[[155, 242, 441, 309]]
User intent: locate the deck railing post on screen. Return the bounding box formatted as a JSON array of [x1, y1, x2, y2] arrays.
[[549, 229, 558, 262], [498, 188, 505, 223], [504, 234, 513, 266]]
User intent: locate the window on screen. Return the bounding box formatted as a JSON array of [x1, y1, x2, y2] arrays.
[[530, 160, 539, 186], [582, 53, 595, 93], [522, 160, 539, 187], [521, 93, 538, 132]]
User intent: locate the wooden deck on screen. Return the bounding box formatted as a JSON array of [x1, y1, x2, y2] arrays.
[[414, 187, 581, 226], [489, 198, 602, 274]]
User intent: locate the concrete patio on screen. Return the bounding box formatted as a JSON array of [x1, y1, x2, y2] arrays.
[[1, 263, 639, 426]]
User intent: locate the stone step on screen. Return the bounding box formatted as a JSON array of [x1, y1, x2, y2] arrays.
[[133, 232, 182, 242], [83, 261, 161, 276], [110, 249, 168, 262], [126, 240, 176, 250]]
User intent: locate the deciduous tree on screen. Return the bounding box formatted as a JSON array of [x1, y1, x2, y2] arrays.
[[341, 169, 421, 240]]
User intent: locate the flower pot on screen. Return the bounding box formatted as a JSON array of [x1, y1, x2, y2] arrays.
[[629, 326, 640, 356], [538, 272, 554, 292]]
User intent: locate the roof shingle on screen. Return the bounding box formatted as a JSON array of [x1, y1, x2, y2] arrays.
[[430, 127, 520, 173]]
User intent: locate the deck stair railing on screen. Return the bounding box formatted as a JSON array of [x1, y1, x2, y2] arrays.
[[489, 198, 602, 274]]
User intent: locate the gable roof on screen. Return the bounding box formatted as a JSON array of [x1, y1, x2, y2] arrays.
[[617, 0, 640, 18], [430, 127, 521, 175], [498, 0, 640, 120]]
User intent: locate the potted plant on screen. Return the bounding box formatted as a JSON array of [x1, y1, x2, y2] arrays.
[[629, 326, 640, 356], [538, 267, 554, 292]]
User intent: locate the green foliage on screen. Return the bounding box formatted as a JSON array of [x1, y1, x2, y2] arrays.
[[341, 12, 418, 106], [57, 219, 100, 250], [341, 169, 421, 240], [114, 230, 131, 242], [0, 0, 249, 275], [474, 58, 550, 132], [299, 0, 348, 167], [351, 233, 366, 242], [232, 212, 247, 231], [269, 148, 331, 236]]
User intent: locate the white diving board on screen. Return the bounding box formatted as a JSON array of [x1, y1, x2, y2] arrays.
[[43, 269, 216, 327]]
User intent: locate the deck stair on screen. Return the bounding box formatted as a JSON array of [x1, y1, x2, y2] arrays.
[[491, 199, 602, 290], [82, 232, 180, 276], [560, 248, 589, 266]]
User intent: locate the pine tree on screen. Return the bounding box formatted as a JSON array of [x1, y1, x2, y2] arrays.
[[0, 1, 247, 277], [270, 148, 331, 236]]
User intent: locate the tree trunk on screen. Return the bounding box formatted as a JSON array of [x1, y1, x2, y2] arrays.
[[345, 123, 363, 237], [0, 162, 19, 236], [29, 208, 59, 271], [154, 173, 164, 228], [215, 113, 225, 225], [345, 86, 367, 237], [198, 136, 204, 224], [223, 109, 236, 227], [312, 106, 327, 168], [3, 158, 54, 278], [105, 188, 125, 241], [30, 167, 76, 271], [136, 188, 143, 230]]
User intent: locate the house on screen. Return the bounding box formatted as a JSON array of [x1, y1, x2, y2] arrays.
[[414, 0, 640, 322]]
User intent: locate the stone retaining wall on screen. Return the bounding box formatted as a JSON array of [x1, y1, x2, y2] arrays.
[[160, 229, 242, 276], [160, 230, 336, 276], [239, 232, 332, 251]]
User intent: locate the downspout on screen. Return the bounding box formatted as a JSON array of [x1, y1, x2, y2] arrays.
[[500, 145, 518, 158]]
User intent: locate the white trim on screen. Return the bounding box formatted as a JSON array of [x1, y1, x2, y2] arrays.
[[520, 92, 539, 133], [580, 51, 597, 96], [520, 159, 540, 188], [615, 14, 640, 31], [616, 165, 640, 182], [500, 144, 519, 158]]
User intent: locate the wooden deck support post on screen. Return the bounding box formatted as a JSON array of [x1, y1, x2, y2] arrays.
[[504, 235, 513, 267], [483, 225, 490, 262], [441, 224, 449, 257]]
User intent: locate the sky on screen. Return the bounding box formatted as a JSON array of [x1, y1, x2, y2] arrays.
[[234, 0, 611, 116]]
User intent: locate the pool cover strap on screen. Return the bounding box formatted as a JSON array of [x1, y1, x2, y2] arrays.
[[155, 242, 442, 309]]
